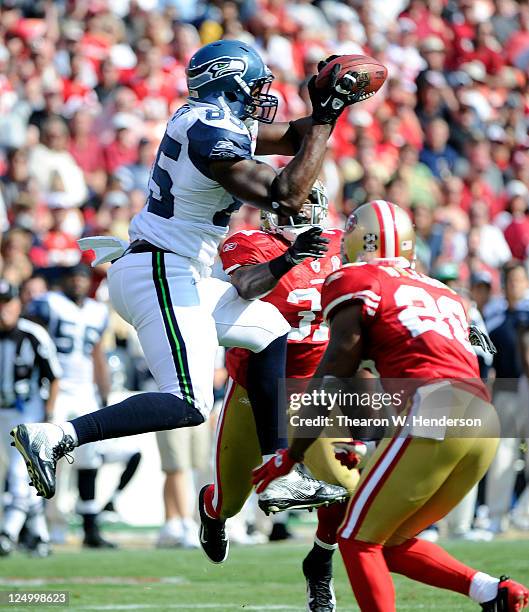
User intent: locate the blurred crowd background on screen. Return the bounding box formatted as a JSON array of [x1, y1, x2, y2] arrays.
[[0, 0, 529, 549]]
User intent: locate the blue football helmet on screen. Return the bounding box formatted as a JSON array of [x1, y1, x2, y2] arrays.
[[186, 40, 278, 123]]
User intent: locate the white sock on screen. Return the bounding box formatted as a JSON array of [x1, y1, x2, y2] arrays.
[[262, 454, 274, 463], [314, 536, 338, 551], [60, 422, 78, 445], [26, 512, 50, 542], [469, 572, 500, 603], [3, 507, 26, 540]]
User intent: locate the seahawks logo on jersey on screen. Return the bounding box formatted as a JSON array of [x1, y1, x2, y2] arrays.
[[187, 57, 248, 90]]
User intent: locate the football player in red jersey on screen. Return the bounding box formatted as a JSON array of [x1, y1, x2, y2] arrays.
[[253, 200, 529, 612], [199, 182, 361, 611]]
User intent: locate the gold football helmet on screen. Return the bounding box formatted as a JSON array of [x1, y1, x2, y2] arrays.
[[342, 200, 415, 264], [262, 179, 328, 241]]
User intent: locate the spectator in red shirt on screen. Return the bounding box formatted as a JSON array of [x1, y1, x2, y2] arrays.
[[505, 4, 529, 68], [102, 114, 138, 175], [458, 22, 505, 76], [504, 186, 529, 261], [35, 193, 81, 268], [460, 167, 501, 219], [69, 108, 106, 195], [61, 52, 94, 104], [128, 46, 177, 110], [448, 0, 477, 69]]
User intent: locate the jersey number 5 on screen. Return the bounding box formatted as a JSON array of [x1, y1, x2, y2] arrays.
[[394, 285, 473, 353], [147, 133, 182, 219]]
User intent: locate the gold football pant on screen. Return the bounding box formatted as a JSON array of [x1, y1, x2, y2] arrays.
[[338, 385, 499, 546], [211, 378, 359, 520]]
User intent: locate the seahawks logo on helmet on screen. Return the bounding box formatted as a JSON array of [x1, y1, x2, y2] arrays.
[[187, 56, 248, 91]]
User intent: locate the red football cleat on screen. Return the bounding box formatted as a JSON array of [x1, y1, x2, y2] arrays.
[[481, 576, 529, 611]]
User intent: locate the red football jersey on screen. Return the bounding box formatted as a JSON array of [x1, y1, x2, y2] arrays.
[[220, 229, 343, 384], [321, 261, 484, 389]]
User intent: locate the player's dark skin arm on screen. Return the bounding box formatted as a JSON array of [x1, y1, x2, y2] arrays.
[[230, 264, 280, 300], [289, 303, 364, 462], [230, 224, 329, 300], [210, 122, 332, 216], [254, 117, 315, 156]]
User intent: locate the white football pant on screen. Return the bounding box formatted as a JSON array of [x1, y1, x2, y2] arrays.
[[108, 251, 289, 419]]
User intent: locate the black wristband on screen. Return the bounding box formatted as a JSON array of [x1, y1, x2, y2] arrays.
[[269, 252, 296, 279]]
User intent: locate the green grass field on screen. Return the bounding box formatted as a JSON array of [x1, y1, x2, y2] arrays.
[[0, 540, 527, 611]]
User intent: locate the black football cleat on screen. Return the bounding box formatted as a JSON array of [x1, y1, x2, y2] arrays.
[[83, 530, 118, 549], [10, 424, 75, 499], [269, 522, 293, 542], [258, 465, 348, 515], [198, 485, 229, 564], [302, 556, 336, 612]]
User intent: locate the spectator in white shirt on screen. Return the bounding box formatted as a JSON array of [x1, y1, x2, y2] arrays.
[[27, 116, 88, 207], [470, 200, 512, 268]]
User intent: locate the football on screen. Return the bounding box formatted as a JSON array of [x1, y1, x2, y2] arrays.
[[314, 54, 388, 102]]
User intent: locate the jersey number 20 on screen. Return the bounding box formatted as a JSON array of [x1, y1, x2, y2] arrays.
[[395, 285, 473, 353]]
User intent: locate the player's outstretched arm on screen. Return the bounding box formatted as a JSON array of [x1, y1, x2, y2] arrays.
[[211, 120, 332, 216], [254, 116, 315, 156], [231, 227, 330, 300], [212, 61, 358, 215]]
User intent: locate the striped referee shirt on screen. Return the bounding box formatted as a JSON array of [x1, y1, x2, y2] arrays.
[[0, 317, 62, 410]]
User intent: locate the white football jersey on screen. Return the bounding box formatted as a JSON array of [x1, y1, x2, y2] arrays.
[[26, 292, 108, 390], [129, 101, 258, 269]]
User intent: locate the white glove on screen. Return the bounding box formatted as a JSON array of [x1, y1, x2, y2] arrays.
[[78, 236, 129, 266]]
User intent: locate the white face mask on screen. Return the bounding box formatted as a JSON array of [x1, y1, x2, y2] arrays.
[[275, 224, 314, 243]]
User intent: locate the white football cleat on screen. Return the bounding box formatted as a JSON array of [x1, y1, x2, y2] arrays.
[[10, 423, 76, 499], [258, 465, 348, 515]]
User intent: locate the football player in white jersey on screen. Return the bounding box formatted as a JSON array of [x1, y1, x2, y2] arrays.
[[26, 265, 115, 548], [11, 42, 363, 512]]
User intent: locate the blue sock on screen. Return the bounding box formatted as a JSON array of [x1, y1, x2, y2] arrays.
[[70, 392, 204, 446], [246, 334, 288, 455]]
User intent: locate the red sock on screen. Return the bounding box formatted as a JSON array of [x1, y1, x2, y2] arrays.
[[203, 484, 220, 520], [338, 537, 396, 612], [316, 501, 347, 546], [383, 538, 477, 595]]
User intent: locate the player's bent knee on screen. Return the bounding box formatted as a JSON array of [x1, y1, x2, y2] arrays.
[[169, 394, 206, 428], [252, 303, 290, 352], [149, 391, 207, 429], [219, 298, 290, 353]]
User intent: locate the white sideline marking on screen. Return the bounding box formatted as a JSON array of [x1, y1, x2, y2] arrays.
[[76, 606, 299, 611], [0, 577, 188, 587]]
